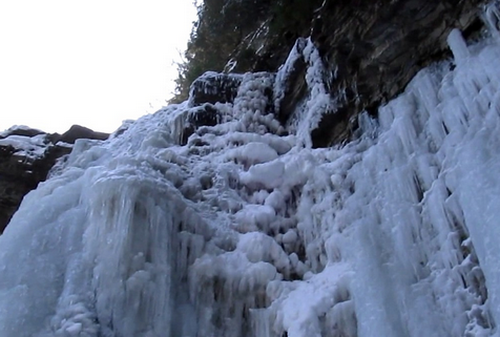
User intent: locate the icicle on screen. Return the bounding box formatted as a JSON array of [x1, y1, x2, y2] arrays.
[[485, 1, 500, 39], [250, 309, 274, 337], [447, 29, 470, 66]]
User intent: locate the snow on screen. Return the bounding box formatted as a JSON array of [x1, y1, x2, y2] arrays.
[[225, 142, 279, 167], [239, 160, 285, 190], [0, 134, 49, 159], [3, 6, 500, 337]]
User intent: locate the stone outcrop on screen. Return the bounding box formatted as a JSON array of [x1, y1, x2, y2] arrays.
[[57, 124, 109, 144], [0, 125, 109, 233]]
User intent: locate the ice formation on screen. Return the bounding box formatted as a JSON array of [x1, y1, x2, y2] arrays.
[[4, 6, 500, 337], [274, 37, 336, 147]]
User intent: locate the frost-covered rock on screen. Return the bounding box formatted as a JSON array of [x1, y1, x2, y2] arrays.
[[0, 125, 109, 233], [274, 37, 338, 147], [181, 104, 221, 145], [189, 71, 243, 106]]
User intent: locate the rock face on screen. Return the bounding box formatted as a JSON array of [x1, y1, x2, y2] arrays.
[[227, 0, 487, 147], [0, 125, 109, 233], [189, 0, 487, 148], [307, 0, 485, 146]]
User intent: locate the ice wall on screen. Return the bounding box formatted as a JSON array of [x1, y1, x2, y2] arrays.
[[2, 5, 500, 337]]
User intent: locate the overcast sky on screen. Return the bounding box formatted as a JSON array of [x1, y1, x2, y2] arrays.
[[0, 1, 197, 134]]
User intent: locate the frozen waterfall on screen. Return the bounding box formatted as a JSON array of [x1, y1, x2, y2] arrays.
[[3, 9, 500, 337]]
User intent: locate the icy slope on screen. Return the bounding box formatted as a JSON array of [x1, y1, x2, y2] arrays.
[[3, 10, 500, 337]]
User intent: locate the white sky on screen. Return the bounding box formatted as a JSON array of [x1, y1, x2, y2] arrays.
[[0, 1, 197, 134]]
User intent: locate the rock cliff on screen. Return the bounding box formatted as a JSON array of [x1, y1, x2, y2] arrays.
[[186, 0, 489, 147], [238, 0, 487, 147]]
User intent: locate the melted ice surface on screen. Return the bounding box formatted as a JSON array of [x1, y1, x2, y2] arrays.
[[2, 17, 500, 337]]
